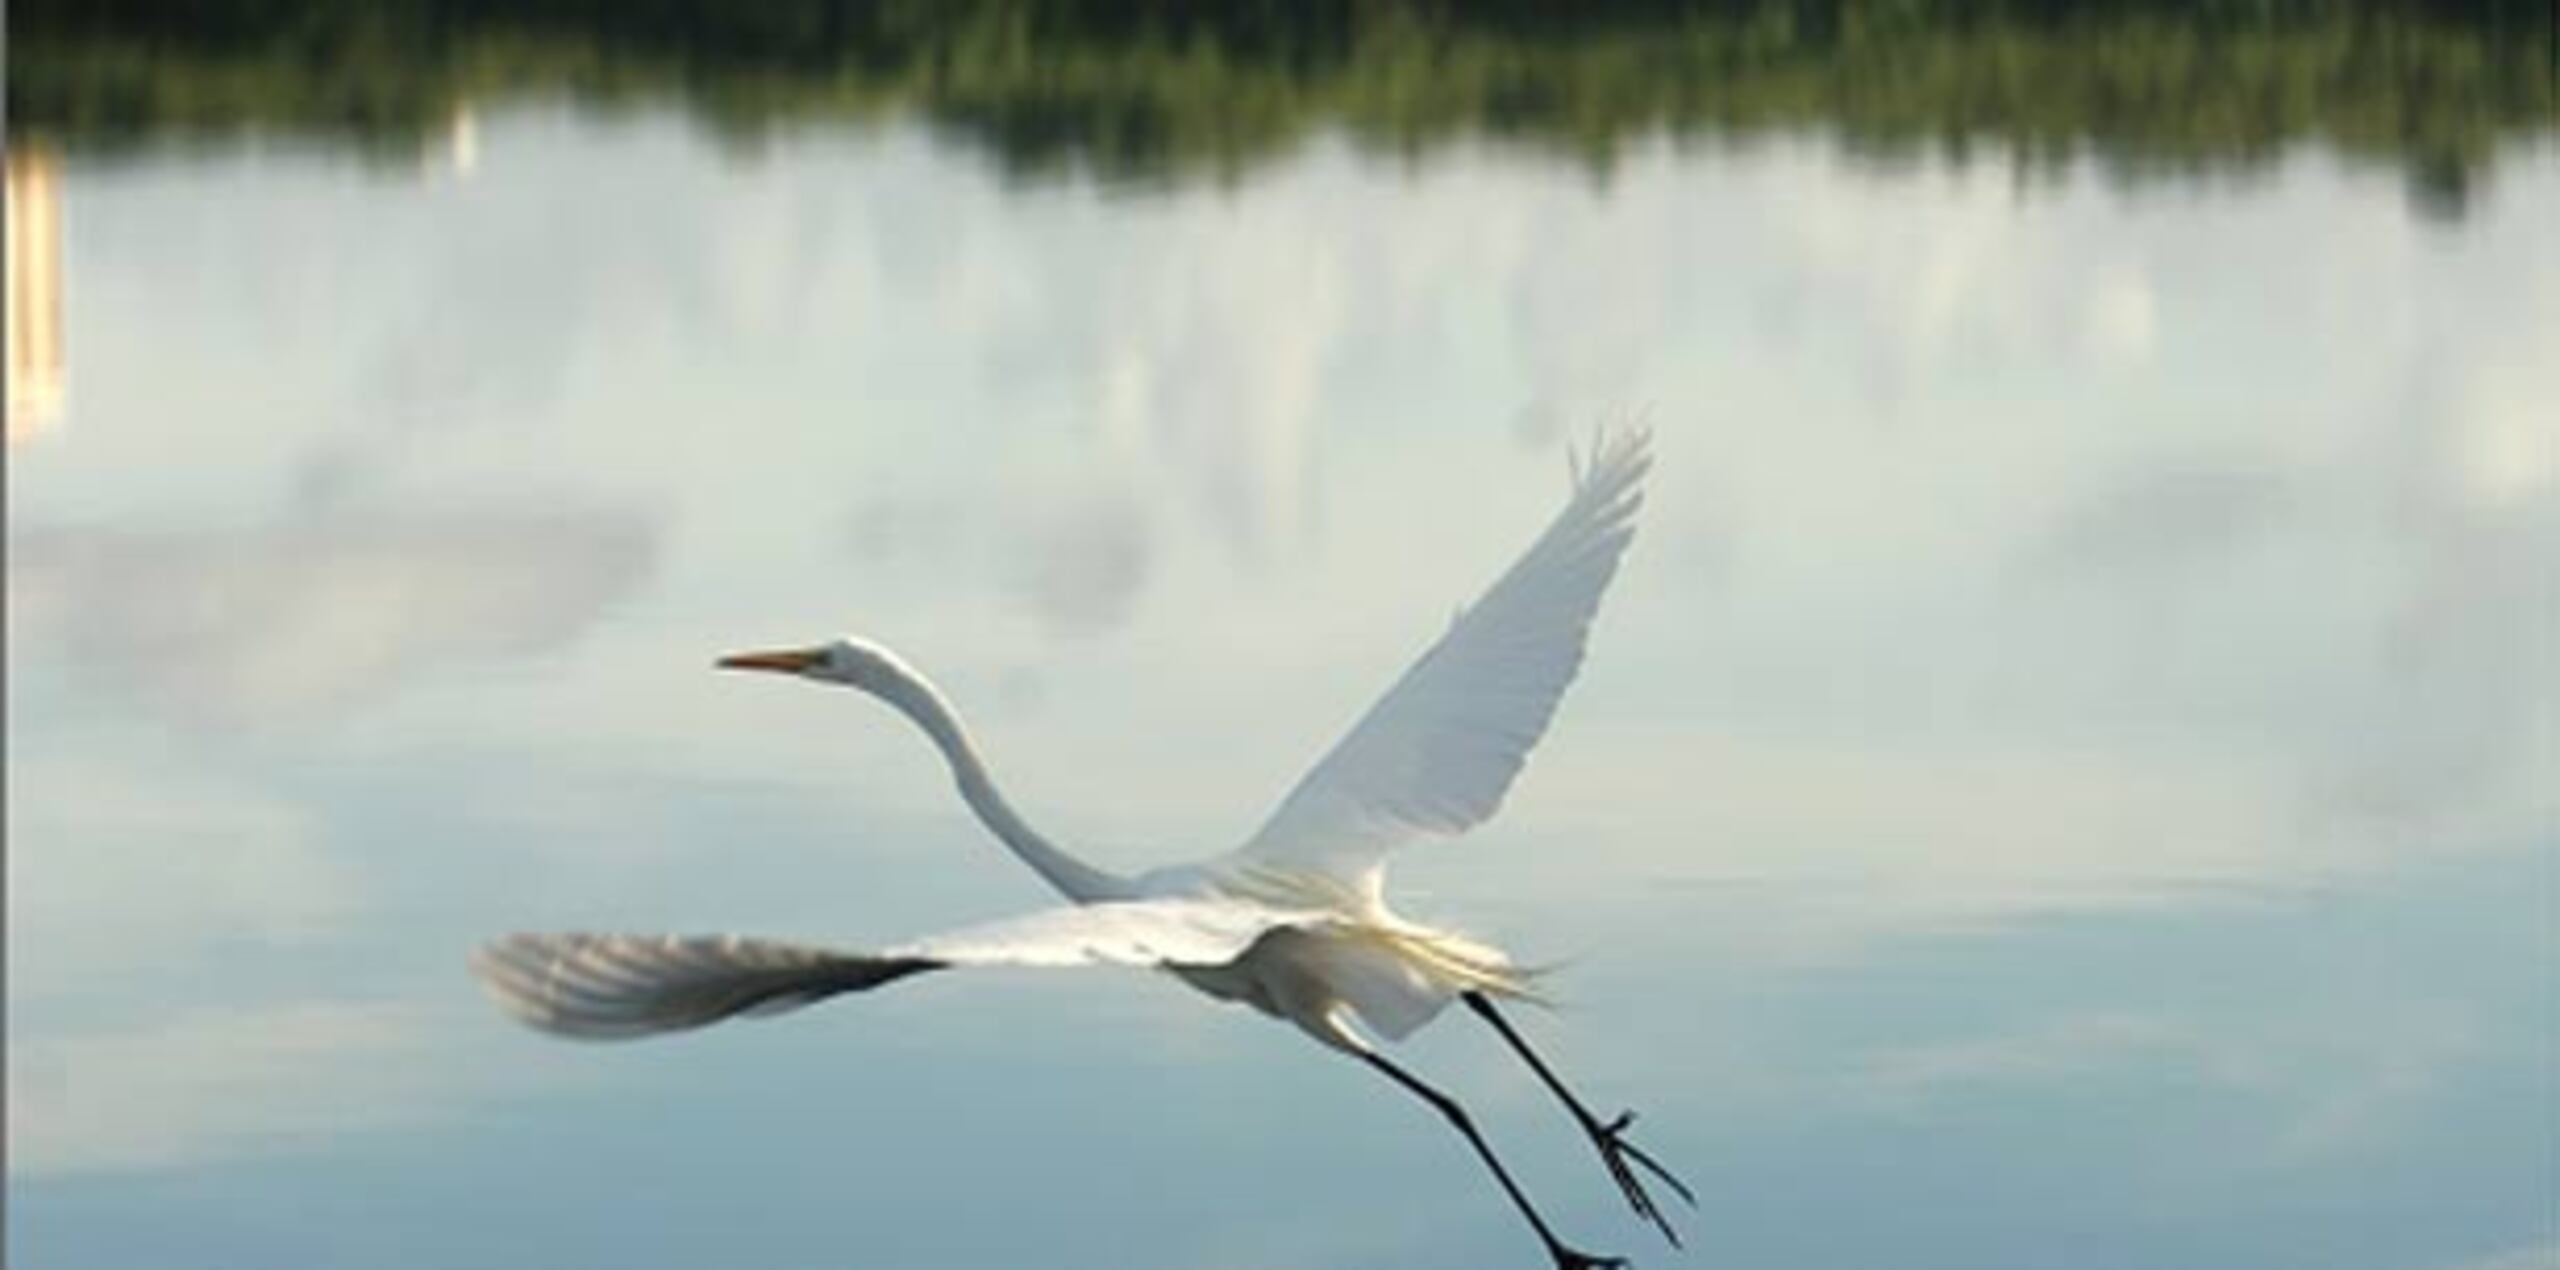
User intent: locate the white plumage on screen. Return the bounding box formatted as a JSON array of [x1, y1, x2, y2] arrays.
[[473, 429, 1646, 1048], [471, 427, 1682, 1267], [1228, 426, 1651, 890]]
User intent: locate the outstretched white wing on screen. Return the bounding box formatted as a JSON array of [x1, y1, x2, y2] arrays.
[[1229, 428, 1650, 885], [891, 897, 1320, 965], [471, 933, 938, 1041], [472, 897, 1324, 1041]]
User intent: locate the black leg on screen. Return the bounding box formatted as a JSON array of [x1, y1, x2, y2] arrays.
[[1464, 991, 1696, 1247], [1359, 1050, 1627, 1270]]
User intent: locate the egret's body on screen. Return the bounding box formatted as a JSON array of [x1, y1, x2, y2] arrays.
[[473, 429, 1685, 1267]]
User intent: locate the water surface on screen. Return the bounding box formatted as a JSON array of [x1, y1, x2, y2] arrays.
[[7, 89, 2556, 1270]]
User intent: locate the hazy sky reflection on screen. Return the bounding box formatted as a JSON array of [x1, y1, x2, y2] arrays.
[[6, 114, 2553, 1269]]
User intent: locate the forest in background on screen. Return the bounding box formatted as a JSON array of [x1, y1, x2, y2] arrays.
[[9, 0, 2554, 211]]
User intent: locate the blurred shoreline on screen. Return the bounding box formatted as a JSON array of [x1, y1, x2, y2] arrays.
[[9, 0, 2554, 211]]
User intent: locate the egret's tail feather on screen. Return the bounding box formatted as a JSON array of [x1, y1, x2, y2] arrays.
[[471, 933, 941, 1040], [1312, 924, 1543, 1041]]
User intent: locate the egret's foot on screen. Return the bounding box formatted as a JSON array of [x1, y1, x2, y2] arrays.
[[1586, 1110, 1696, 1248], [1550, 1244, 1628, 1270]]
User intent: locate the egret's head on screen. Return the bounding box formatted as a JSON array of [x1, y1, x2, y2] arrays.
[[716, 636, 905, 690]]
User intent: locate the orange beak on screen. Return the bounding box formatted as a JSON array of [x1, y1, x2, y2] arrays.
[[716, 647, 823, 674]]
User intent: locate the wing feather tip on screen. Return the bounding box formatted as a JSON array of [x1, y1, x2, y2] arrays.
[[1232, 414, 1652, 872]]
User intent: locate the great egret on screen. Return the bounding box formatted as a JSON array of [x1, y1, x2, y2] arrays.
[[472, 428, 1687, 1267]]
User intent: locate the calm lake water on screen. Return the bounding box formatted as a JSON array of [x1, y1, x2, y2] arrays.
[[7, 107, 2555, 1270]]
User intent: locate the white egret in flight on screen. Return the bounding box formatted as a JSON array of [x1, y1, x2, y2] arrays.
[[472, 428, 1688, 1267]]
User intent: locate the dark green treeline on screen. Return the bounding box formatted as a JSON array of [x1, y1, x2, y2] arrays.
[[10, 0, 2554, 207]]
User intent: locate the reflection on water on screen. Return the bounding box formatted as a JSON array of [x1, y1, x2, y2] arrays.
[[11, 513, 654, 724], [6, 146, 66, 443], [6, 87, 2556, 1270], [10, 1, 2557, 217]]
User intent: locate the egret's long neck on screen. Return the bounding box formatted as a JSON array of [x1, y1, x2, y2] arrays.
[[866, 664, 1129, 903]]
